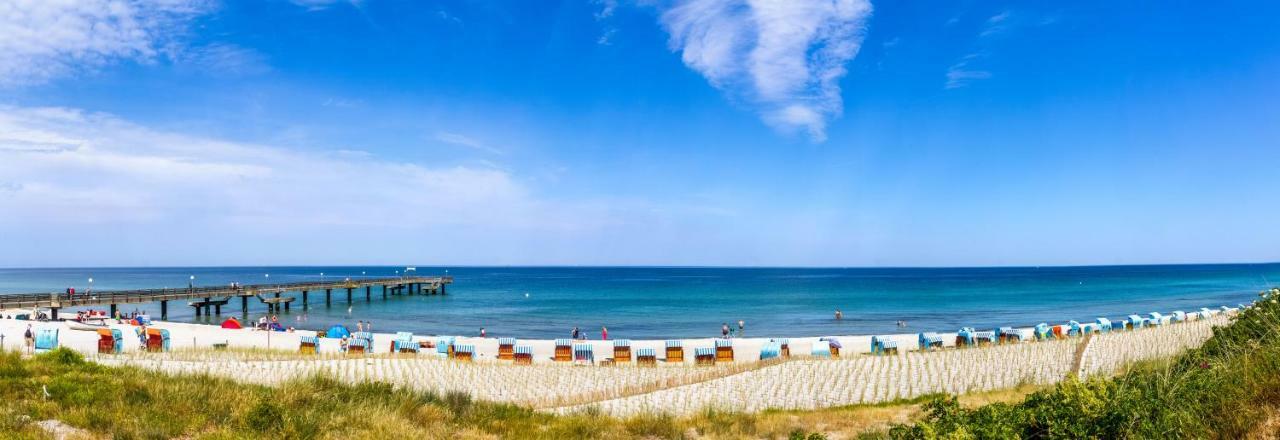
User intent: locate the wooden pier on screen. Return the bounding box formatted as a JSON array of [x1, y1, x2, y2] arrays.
[[0, 276, 452, 320]]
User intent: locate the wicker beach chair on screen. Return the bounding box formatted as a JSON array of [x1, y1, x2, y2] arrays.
[[612, 339, 632, 363], [665, 340, 684, 363], [346, 337, 367, 355], [694, 347, 716, 366], [352, 332, 374, 352], [554, 339, 573, 362], [759, 342, 781, 360], [1126, 314, 1145, 330], [1067, 321, 1082, 337], [881, 339, 899, 355], [973, 330, 997, 346], [714, 339, 734, 362], [513, 345, 533, 365], [436, 337, 455, 357], [956, 327, 976, 348], [144, 328, 169, 352], [299, 335, 318, 354], [1034, 323, 1052, 340], [33, 328, 58, 353], [392, 332, 418, 354], [1147, 312, 1168, 326], [96, 328, 122, 354], [871, 335, 892, 355], [1096, 318, 1112, 333], [778, 338, 791, 357], [497, 337, 516, 360], [918, 332, 944, 351], [453, 344, 474, 361], [1171, 311, 1187, 323], [572, 343, 594, 365], [636, 347, 657, 366]]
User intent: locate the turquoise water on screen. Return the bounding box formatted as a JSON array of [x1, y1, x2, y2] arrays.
[[0, 265, 1273, 339]]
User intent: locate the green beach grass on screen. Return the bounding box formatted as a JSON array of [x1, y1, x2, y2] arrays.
[[1, 292, 1277, 439]]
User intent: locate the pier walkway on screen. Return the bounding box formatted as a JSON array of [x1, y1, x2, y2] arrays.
[[0, 276, 452, 320]]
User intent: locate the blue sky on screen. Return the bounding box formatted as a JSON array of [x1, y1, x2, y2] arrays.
[[0, 0, 1278, 267]]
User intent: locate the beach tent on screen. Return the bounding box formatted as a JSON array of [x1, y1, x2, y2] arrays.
[[220, 318, 242, 329], [326, 325, 351, 339]]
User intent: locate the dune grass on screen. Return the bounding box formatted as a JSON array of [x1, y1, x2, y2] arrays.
[[885, 293, 1280, 439]]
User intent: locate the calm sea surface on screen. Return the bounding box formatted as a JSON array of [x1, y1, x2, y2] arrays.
[[0, 265, 1273, 339]]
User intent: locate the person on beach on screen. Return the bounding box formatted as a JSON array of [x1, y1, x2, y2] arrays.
[[356, 321, 364, 332], [366, 321, 372, 332], [721, 323, 730, 338], [601, 326, 608, 340], [23, 324, 33, 353], [835, 309, 843, 320], [572, 327, 581, 340], [479, 327, 486, 338], [738, 320, 745, 337]]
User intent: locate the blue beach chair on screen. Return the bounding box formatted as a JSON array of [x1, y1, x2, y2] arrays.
[[956, 327, 976, 347], [1171, 311, 1187, 323], [437, 336, 455, 357], [810, 340, 832, 357], [1034, 323, 1051, 340], [1096, 318, 1112, 333], [871, 335, 891, 354], [34, 328, 58, 353], [1148, 312, 1167, 326], [1126, 315, 1145, 330], [918, 332, 944, 351], [973, 330, 997, 345], [759, 341, 781, 360], [299, 335, 319, 354], [694, 347, 716, 365]]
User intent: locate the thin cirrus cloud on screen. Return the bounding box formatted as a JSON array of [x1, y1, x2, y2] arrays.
[[434, 132, 504, 155], [657, 0, 874, 142]]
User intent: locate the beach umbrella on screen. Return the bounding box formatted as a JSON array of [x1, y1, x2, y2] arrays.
[[326, 325, 351, 338]]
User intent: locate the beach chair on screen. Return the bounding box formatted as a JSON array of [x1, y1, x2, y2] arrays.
[[1222, 305, 1239, 315], [918, 332, 944, 351], [996, 327, 1014, 344], [810, 341, 831, 358], [392, 332, 418, 354], [1148, 312, 1168, 326], [778, 338, 791, 358], [1067, 321, 1082, 337], [714, 339, 734, 362], [513, 345, 533, 365], [1171, 311, 1187, 323], [694, 347, 716, 366], [1127, 314, 1145, 330], [346, 338, 367, 355], [33, 328, 58, 353], [1200, 307, 1217, 317], [759, 342, 781, 360], [881, 339, 899, 355], [665, 340, 684, 363], [1001, 328, 1030, 343], [1051, 325, 1067, 339], [1096, 318, 1112, 333], [554, 339, 573, 362], [636, 348, 657, 366], [871, 335, 892, 355], [353, 332, 374, 353], [497, 337, 516, 360], [612, 339, 632, 363], [956, 327, 976, 348], [95, 328, 122, 354], [299, 335, 318, 354], [453, 344, 474, 361], [436, 337, 455, 357], [973, 330, 997, 346], [572, 343, 594, 365], [144, 328, 169, 352], [1034, 323, 1051, 340]]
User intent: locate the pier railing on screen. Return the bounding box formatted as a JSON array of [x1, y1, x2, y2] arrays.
[[0, 276, 453, 310]]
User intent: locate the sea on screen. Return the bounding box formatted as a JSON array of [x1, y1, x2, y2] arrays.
[[0, 265, 1274, 339]]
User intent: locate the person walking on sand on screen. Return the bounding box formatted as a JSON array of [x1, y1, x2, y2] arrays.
[[721, 323, 730, 338], [601, 326, 608, 340], [23, 324, 33, 353]]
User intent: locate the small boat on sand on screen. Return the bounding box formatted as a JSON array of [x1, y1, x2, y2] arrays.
[[66, 320, 109, 331]]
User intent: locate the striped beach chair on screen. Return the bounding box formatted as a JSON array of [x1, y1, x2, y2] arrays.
[[144, 328, 170, 352], [1171, 311, 1187, 323], [497, 337, 516, 360], [871, 335, 893, 355], [694, 347, 716, 366], [572, 343, 594, 365], [714, 339, 734, 362], [299, 335, 319, 354], [1127, 314, 1145, 330], [346, 337, 367, 355], [96, 328, 122, 354], [1067, 321, 1083, 337], [1147, 312, 1168, 326], [778, 338, 791, 357], [1095, 318, 1112, 333], [1034, 323, 1052, 340], [352, 332, 374, 353], [973, 330, 997, 346], [453, 344, 474, 361], [1001, 327, 1030, 343], [34, 328, 58, 353], [665, 340, 684, 363], [759, 341, 781, 360], [956, 327, 976, 347], [436, 337, 455, 357], [513, 345, 533, 365], [810, 340, 831, 358], [554, 339, 573, 362], [881, 339, 899, 355], [996, 327, 1016, 343], [613, 339, 632, 363], [636, 347, 657, 366], [918, 332, 944, 351], [394, 332, 418, 353]]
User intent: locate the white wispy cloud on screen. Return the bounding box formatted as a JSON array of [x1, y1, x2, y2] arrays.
[[945, 54, 990, 89], [0, 0, 211, 86], [174, 43, 271, 76], [658, 0, 873, 142], [288, 0, 362, 11], [434, 132, 503, 155]]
